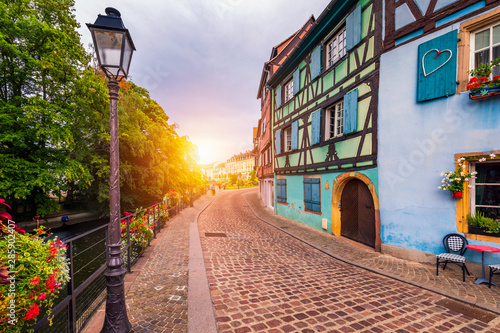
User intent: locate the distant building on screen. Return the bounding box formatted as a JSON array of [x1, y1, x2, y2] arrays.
[[226, 151, 256, 179], [255, 16, 315, 211], [201, 161, 226, 180]]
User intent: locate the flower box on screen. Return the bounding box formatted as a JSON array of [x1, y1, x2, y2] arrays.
[[469, 85, 500, 100], [468, 225, 500, 237]]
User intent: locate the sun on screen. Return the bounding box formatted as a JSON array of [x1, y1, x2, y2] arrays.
[[196, 142, 215, 165]]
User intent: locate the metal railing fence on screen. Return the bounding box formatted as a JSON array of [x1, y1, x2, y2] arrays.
[[31, 198, 192, 333]]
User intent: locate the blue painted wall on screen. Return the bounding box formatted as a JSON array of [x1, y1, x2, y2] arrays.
[[274, 168, 378, 235], [379, 25, 500, 264]]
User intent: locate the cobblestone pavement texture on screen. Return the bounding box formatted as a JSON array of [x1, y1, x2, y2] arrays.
[[125, 194, 213, 333], [198, 189, 500, 332], [242, 190, 500, 312]]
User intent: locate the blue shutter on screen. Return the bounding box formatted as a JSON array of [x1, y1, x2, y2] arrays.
[[275, 129, 281, 155], [417, 30, 458, 102], [277, 179, 287, 203], [304, 180, 312, 211], [311, 110, 321, 145], [343, 89, 358, 134], [293, 68, 300, 95], [276, 86, 282, 108], [291, 120, 299, 150], [304, 178, 321, 212], [311, 46, 322, 80], [311, 179, 321, 212], [346, 5, 362, 51]]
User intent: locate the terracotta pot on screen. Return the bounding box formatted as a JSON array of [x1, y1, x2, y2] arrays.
[[451, 191, 463, 199]]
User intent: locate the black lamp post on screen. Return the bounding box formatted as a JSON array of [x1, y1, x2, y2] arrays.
[[87, 8, 135, 333], [189, 165, 194, 207]]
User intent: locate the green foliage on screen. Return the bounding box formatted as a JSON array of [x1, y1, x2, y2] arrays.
[[0, 0, 92, 217], [467, 211, 500, 234], [0, 0, 204, 218]]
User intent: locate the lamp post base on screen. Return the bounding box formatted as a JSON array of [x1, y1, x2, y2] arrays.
[[101, 243, 131, 333]]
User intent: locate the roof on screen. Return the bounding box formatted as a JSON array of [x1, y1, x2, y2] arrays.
[[257, 15, 315, 99], [267, 0, 357, 88]]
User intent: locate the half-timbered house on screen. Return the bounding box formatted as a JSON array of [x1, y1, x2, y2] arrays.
[[267, 0, 383, 250], [256, 17, 315, 211], [378, 0, 500, 265]]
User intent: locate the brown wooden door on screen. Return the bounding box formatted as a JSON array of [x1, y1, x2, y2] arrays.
[[340, 179, 375, 248]]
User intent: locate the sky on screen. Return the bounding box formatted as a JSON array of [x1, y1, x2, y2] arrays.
[[73, 0, 329, 164]]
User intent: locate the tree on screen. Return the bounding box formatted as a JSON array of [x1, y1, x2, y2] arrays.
[[0, 0, 93, 217]]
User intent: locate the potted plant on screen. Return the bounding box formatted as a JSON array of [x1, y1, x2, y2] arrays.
[[467, 57, 500, 99], [0, 199, 70, 332], [438, 157, 477, 198], [467, 211, 500, 235]]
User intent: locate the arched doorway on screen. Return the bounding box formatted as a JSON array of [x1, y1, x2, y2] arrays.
[[340, 178, 376, 248]]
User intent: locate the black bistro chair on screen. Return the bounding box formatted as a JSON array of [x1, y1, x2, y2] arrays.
[[436, 233, 470, 282], [488, 265, 500, 288]]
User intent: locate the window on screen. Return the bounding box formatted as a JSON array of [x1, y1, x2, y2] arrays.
[[277, 178, 287, 203], [325, 101, 344, 140], [457, 9, 500, 92], [283, 127, 292, 152], [326, 28, 346, 69], [470, 161, 500, 221], [304, 178, 321, 212], [471, 23, 500, 78], [284, 80, 294, 103]]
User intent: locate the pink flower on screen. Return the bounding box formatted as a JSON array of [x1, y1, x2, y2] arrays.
[[38, 293, 47, 300], [30, 277, 40, 285]]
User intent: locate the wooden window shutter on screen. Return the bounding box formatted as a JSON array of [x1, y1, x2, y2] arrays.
[[304, 178, 321, 212], [291, 120, 299, 150], [276, 86, 282, 108], [343, 89, 358, 134], [311, 46, 322, 80], [346, 5, 362, 51], [293, 68, 300, 95], [275, 129, 281, 155], [304, 179, 312, 211], [311, 109, 321, 145], [417, 30, 457, 102]]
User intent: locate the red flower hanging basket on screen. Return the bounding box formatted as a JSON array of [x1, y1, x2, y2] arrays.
[[451, 191, 463, 199]]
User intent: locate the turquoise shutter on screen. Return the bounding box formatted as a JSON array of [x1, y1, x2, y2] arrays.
[[311, 110, 321, 145], [293, 68, 300, 95], [311, 46, 322, 80], [275, 129, 281, 155], [417, 30, 457, 102], [343, 89, 358, 134], [346, 5, 362, 51], [311, 179, 321, 212], [276, 86, 282, 108], [304, 179, 312, 211], [304, 178, 321, 212], [291, 120, 299, 150]]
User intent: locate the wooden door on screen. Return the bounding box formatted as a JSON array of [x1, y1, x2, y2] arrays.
[[341, 179, 375, 248]]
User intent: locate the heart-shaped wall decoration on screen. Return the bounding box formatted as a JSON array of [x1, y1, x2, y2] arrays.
[[422, 48, 452, 77]]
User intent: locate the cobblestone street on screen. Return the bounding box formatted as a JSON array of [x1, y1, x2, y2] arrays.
[[83, 188, 500, 333], [198, 189, 500, 332]]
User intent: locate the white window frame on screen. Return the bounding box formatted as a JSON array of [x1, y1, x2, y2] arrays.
[[470, 160, 500, 220], [284, 127, 292, 152], [325, 101, 344, 140], [326, 28, 346, 69], [470, 22, 500, 78], [284, 80, 294, 103]]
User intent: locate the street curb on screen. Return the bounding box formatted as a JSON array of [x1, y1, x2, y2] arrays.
[[188, 191, 221, 333], [241, 191, 500, 317]]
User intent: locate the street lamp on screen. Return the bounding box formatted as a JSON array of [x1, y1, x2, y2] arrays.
[[189, 165, 193, 207], [87, 7, 135, 333]]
